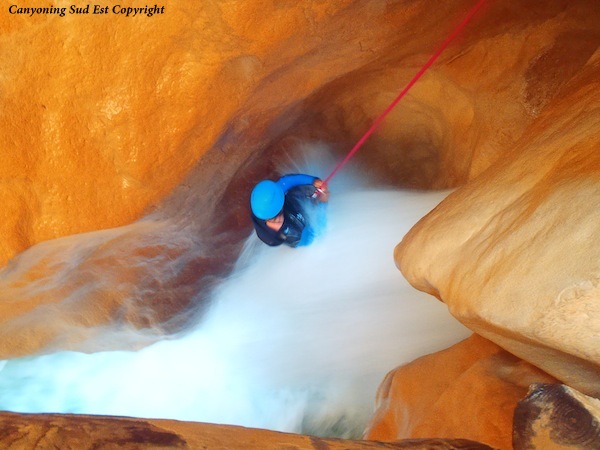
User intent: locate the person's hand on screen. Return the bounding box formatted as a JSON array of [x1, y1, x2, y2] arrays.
[[313, 179, 329, 202]]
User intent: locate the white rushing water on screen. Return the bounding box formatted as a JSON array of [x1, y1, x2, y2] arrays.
[[0, 148, 471, 438]]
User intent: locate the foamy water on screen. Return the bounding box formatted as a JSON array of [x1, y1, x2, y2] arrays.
[[0, 148, 471, 437]]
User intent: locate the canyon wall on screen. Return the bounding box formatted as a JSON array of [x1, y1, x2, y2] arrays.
[[5, 0, 597, 268], [396, 40, 600, 396]]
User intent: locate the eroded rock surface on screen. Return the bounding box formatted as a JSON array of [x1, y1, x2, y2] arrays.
[[396, 44, 600, 397], [513, 384, 600, 450], [0, 411, 496, 450], [365, 334, 558, 450]]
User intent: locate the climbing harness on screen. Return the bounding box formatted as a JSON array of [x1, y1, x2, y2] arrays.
[[322, 0, 487, 186]]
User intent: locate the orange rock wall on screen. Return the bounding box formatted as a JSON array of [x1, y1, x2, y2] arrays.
[[396, 45, 600, 397], [2, 0, 596, 268], [0, 411, 495, 450], [0, 0, 397, 265], [365, 334, 558, 450]]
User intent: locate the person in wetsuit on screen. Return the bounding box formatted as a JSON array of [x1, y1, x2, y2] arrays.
[[250, 174, 329, 247]]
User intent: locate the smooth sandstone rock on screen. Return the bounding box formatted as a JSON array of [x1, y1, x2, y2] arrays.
[[396, 47, 600, 396], [365, 334, 557, 450], [0, 411, 496, 450]]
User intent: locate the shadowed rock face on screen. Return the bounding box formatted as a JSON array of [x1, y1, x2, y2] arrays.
[[0, 411, 497, 450], [1, 0, 599, 447], [513, 384, 600, 450], [0, 412, 188, 449]]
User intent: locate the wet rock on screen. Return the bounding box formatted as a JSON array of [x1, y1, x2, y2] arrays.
[[365, 334, 557, 450], [0, 411, 497, 450], [396, 42, 600, 397], [513, 383, 600, 450]]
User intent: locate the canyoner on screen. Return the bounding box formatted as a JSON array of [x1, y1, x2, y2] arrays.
[[250, 174, 329, 248], [248, 0, 486, 248]]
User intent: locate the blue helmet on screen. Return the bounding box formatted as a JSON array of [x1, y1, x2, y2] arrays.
[[250, 180, 284, 219]]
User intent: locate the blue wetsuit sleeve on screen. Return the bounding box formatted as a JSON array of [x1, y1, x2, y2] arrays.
[[276, 174, 317, 193]]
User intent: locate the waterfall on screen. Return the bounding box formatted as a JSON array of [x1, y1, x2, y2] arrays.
[[0, 147, 470, 438]]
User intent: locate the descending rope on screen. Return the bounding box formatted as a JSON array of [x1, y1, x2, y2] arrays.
[[323, 0, 487, 185]]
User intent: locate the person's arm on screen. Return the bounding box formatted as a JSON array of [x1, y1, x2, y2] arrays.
[[276, 174, 317, 192]]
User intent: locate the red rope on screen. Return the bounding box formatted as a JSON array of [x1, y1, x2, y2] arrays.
[[323, 0, 486, 185]]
